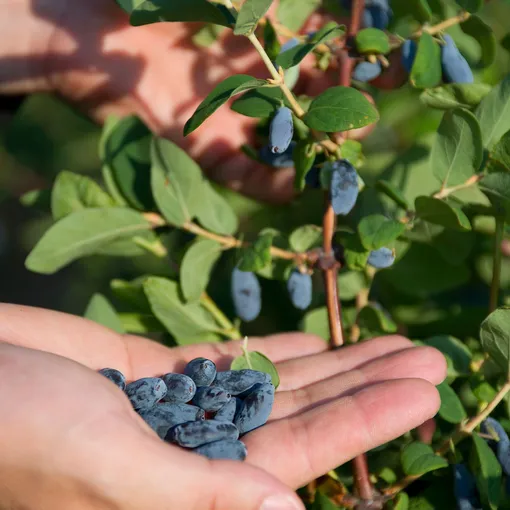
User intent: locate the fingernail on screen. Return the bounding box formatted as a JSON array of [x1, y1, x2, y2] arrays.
[[260, 495, 305, 510]]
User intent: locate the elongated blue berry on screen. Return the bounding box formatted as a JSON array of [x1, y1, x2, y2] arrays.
[[98, 368, 126, 390], [441, 35, 474, 84], [161, 373, 196, 404], [231, 268, 262, 322], [259, 142, 296, 168], [213, 370, 271, 396], [453, 464, 481, 510], [139, 403, 205, 439], [280, 38, 299, 53], [235, 382, 275, 435], [305, 166, 321, 189], [353, 61, 382, 82], [184, 358, 217, 387], [193, 439, 248, 461], [367, 247, 395, 269], [330, 160, 359, 216], [269, 107, 294, 154], [482, 417, 510, 475], [193, 386, 231, 412], [287, 269, 313, 310], [125, 377, 167, 411], [166, 420, 239, 448], [363, 0, 392, 29], [401, 39, 417, 73], [214, 398, 238, 422]]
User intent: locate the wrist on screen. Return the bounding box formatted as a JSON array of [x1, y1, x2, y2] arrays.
[[0, 0, 68, 94]]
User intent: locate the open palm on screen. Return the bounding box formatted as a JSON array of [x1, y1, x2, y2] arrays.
[[0, 304, 445, 509]]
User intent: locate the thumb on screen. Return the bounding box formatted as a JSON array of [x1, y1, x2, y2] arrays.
[[108, 425, 305, 510]]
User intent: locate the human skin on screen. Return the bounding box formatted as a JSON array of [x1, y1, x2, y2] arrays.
[[0, 304, 446, 509], [2, 0, 375, 204]]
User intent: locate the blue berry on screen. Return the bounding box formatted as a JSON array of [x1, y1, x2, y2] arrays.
[[161, 373, 196, 404], [184, 358, 217, 387], [98, 368, 126, 390], [231, 268, 262, 322], [401, 39, 417, 73], [139, 403, 205, 439], [269, 107, 294, 154], [193, 439, 248, 461], [287, 269, 313, 310], [192, 386, 231, 412], [305, 166, 321, 189], [363, 0, 392, 29], [352, 61, 382, 82], [280, 38, 299, 53], [330, 160, 359, 216], [235, 382, 275, 435], [166, 420, 239, 448], [213, 370, 271, 396], [125, 377, 167, 411], [367, 247, 395, 269], [259, 142, 296, 168], [481, 417, 510, 475], [441, 35, 474, 84], [214, 398, 238, 422], [453, 463, 481, 510]]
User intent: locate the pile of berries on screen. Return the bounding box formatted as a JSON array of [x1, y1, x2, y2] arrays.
[[99, 358, 275, 461]]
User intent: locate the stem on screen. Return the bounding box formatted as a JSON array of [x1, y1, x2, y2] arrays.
[[385, 381, 510, 497], [422, 11, 471, 36], [490, 216, 505, 314], [433, 174, 482, 199], [200, 293, 241, 339]]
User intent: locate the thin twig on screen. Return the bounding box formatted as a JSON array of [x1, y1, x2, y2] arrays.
[[434, 174, 483, 199], [200, 293, 241, 339]]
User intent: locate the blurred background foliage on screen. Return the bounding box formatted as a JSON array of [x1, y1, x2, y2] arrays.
[[1, 0, 510, 346]]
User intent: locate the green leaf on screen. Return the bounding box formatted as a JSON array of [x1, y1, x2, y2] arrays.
[[357, 304, 397, 335], [101, 115, 154, 211], [479, 172, 510, 219], [311, 492, 338, 510], [476, 74, 510, 148], [376, 180, 409, 210], [489, 130, 510, 172], [358, 214, 405, 251], [192, 24, 225, 48], [238, 231, 274, 271], [420, 84, 492, 110], [20, 188, 51, 211], [184, 75, 267, 136], [401, 442, 448, 476], [289, 224, 322, 252], [151, 137, 204, 226], [410, 33, 442, 89], [405, 0, 432, 23], [338, 270, 365, 300], [303, 86, 379, 132], [461, 15, 496, 68], [118, 313, 164, 334], [415, 197, 471, 231], [394, 493, 410, 510], [231, 350, 280, 388], [343, 233, 370, 271], [111, 276, 152, 313], [263, 19, 280, 60], [293, 141, 317, 191], [116, 0, 144, 14], [234, 0, 273, 36], [355, 28, 390, 54], [130, 0, 234, 27], [195, 181, 239, 235], [455, 0, 482, 13], [480, 307, 510, 376], [277, 0, 320, 31], [431, 108, 482, 189], [432, 229, 475, 266], [437, 381, 467, 423], [383, 243, 470, 297], [231, 86, 286, 118], [51, 171, 114, 220], [420, 335, 472, 378], [180, 239, 222, 302], [470, 433, 502, 510], [340, 139, 364, 167], [84, 293, 125, 334], [25, 208, 151, 274], [143, 277, 220, 342], [501, 34, 510, 54], [275, 23, 345, 70]]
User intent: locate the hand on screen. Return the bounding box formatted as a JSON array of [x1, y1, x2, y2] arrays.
[[17, 1, 371, 203], [0, 304, 446, 509]]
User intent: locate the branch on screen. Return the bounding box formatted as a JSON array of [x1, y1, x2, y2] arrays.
[[384, 381, 510, 497]]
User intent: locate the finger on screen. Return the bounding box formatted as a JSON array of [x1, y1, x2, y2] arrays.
[[275, 335, 414, 391], [0, 304, 327, 378], [271, 346, 447, 419], [124, 332, 328, 377], [244, 379, 440, 488]]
